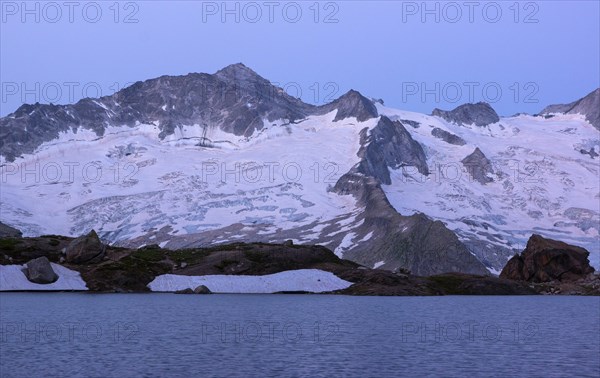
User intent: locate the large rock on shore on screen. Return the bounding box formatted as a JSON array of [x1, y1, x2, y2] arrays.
[[23, 256, 58, 284], [500, 234, 595, 282], [65, 230, 106, 264], [193, 285, 212, 294]]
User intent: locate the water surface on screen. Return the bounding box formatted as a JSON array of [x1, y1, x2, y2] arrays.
[[1, 294, 598, 377]]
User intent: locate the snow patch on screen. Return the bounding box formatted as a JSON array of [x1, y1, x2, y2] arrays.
[[0, 263, 88, 291], [148, 269, 352, 293]]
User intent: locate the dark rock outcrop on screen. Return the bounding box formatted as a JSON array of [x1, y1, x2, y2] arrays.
[[461, 147, 494, 184], [431, 127, 466, 145], [355, 116, 429, 184], [317, 89, 378, 122], [23, 256, 58, 284], [3, 233, 595, 295], [65, 230, 106, 264], [540, 88, 599, 130], [332, 173, 490, 276], [432, 102, 499, 127], [500, 234, 595, 282], [193, 285, 212, 294], [0, 222, 22, 238]]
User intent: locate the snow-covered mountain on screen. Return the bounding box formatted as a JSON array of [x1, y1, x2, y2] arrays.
[[1, 64, 598, 274]]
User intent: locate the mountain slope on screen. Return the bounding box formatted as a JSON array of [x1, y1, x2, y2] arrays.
[[1, 65, 598, 275], [540, 88, 600, 130]]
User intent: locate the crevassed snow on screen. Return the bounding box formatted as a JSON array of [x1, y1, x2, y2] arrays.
[[0, 112, 378, 248], [377, 103, 600, 268], [0, 263, 88, 291], [148, 269, 352, 293]]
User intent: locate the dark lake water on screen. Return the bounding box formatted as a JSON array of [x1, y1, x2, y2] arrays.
[[0, 294, 598, 377]]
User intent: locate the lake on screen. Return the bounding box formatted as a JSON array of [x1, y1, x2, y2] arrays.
[[1, 294, 598, 377]]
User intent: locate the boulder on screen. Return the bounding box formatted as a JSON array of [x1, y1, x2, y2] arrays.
[[65, 230, 105, 264], [194, 285, 212, 294], [23, 256, 58, 284], [500, 234, 595, 282]]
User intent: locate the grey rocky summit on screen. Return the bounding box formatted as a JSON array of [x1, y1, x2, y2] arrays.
[[23, 256, 58, 284], [539, 88, 600, 130], [432, 102, 500, 127], [0, 64, 382, 161], [461, 147, 494, 184], [317, 89, 379, 122]]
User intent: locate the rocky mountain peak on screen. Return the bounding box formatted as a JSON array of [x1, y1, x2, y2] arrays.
[[461, 147, 494, 184], [432, 102, 499, 127], [318, 89, 379, 122], [215, 63, 259, 79], [540, 88, 600, 130]]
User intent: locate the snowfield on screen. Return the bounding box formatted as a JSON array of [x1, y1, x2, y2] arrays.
[[147, 269, 353, 293], [0, 264, 88, 291], [1, 102, 598, 271], [0, 111, 376, 255], [377, 104, 600, 269]]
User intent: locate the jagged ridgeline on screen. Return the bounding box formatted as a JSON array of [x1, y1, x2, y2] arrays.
[[1, 64, 598, 275]]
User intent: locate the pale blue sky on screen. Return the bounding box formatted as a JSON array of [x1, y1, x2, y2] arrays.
[[1, 1, 599, 116]]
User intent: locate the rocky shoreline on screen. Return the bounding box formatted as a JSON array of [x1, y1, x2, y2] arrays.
[[0, 230, 598, 296]]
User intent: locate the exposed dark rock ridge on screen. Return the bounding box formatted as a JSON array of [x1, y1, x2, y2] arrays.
[[332, 172, 490, 276], [0, 64, 382, 161], [461, 147, 494, 184], [432, 102, 500, 127], [500, 234, 595, 282], [539, 88, 599, 130], [430, 127, 466, 145], [0, 222, 22, 238], [355, 116, 429, 184], [316, 89, 379, 122]]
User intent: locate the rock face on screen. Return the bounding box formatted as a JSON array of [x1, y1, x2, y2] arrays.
[[317, 89, 378, 122], [0, 65, 383, 162], [432, 102, 500, 127], [24, 256, 58, 284], [0, 222, 22, 238], [0, 63, 315, 160], [461, 147, 494, 184], [500, 234, 595, 282], [333, 174, 490, 276], [430, 127, 466, 145], [65, 230, 106, 264], [540, 88, 599, 130], [356, 116, 429, 184], [193, 285, 212, 294]]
